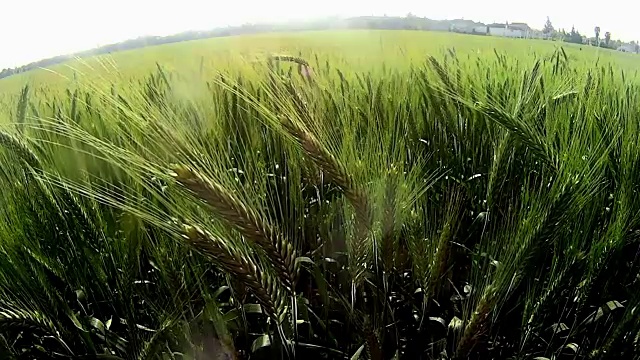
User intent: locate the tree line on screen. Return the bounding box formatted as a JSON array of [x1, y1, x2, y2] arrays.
[[543, 17, 639, 51]]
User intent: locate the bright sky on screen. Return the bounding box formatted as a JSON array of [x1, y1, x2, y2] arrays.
[[1, 0, 639, 69]]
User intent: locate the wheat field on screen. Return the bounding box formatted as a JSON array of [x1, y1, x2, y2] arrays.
[[0, 30, 639, 359]]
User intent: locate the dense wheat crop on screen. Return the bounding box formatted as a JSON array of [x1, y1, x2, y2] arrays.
[[0, 31, 639, 359]]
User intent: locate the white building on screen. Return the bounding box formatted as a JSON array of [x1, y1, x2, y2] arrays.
[[450, 24, 489, 35], [487, 22, 532, 38], [617, 44, 638, 53]]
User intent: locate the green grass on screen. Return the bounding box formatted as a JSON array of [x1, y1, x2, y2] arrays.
[[2, 30, 639, 95], [0, 30, 639, 359]]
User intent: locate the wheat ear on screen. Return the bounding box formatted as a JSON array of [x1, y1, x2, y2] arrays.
[[172, 166, 296, 290], [455, 288, 497, 359], [0, 307, 55, 334], [427, 190, 462, 299], [381, 174, 398, 273], [0, 130, 41, 169], [426, 222, 453, 299], [280, 120, 372, 236], [281, 120, 372, 282], [181, 224, 285, 318], [0, 307, 76, 356], [280, 119, 372, 283], [270, 55, 310, 67]]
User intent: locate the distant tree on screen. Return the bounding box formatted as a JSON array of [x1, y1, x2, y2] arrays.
[[543, 17, 554, 36], [604, 31, 612, 46], [610, 39, 622, 49], [0, 68, 16, 79], [594, 26, 601, 45], [565, 26, 583, 44]]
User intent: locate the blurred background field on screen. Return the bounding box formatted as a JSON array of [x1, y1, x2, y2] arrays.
[[2, 30, 640, 95]]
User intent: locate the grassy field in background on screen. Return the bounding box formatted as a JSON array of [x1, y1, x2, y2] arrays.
[[2, 30, 640, 95], [0, 30, 640, 359]]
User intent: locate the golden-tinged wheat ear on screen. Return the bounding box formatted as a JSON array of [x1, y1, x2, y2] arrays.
[[172, 166, 296, 291], [181, 224, 287, 318]]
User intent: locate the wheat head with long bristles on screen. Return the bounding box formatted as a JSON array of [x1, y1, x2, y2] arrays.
[[172, 165, 296, 291], [279, 118, 372, 283], [0, 130, 41, 169], [455, 286, 498, 359], [279, 119, 372, 235], [181, 224, 286, 318]]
